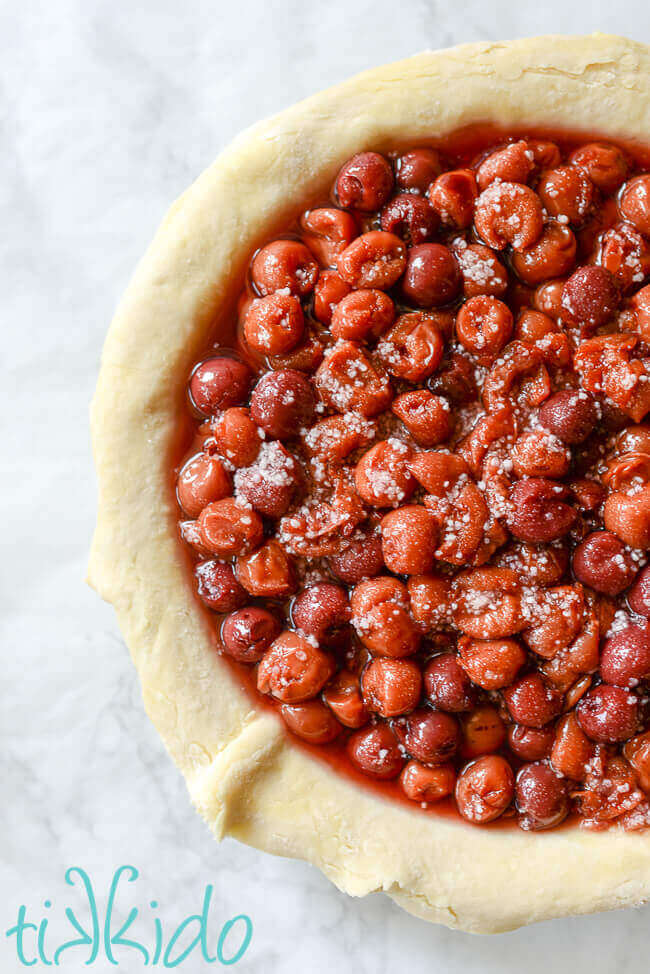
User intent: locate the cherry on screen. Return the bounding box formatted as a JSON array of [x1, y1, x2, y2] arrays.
[[195, 560, 246, 613], [335, 152, 394, 211], [380, 193, 439, 245], [600, 624, 650, 687], [561, 266, 619, 328], [347, 724, 405, 779], [572, 531, 637, 596], [503, 674, 562, 727], [628, 565, 650, 616], [455, 756, 514, 824], [250, 369, 316, 439], [402, 243, 461, 307], [507, 479, 576, 543], [328, 531, 385, 584], [515, 763, 569, 831], [280, 701, 341, 744], [395, 148, 442, 192], [394, 708, 459, 764], [291, 584, 350, 642], [508, 725, 555, 762], [221, 608, 281, 663], [424, 653, 476, 713], [190, 357, 252, 416], [400, 761, 456, 803], [257, 631, 335, 703], [250, 239, 318, 297], [577, 684, 639, 742], [380, 505, 439, 575], [538, 389, 598, 444]]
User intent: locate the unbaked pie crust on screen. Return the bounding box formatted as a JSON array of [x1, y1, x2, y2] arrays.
[[90, 34, 650, 932]]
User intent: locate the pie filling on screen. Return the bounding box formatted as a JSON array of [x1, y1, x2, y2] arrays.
[[174, 129, 650, 832]]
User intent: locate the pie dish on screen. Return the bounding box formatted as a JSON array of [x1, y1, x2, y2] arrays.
[[89, 34, 650, 933]]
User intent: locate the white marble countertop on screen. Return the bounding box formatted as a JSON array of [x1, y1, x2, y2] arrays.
[[3, 1, 650, 970]]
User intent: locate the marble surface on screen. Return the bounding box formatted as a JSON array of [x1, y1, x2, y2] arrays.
[[4, 1, 650, 970]]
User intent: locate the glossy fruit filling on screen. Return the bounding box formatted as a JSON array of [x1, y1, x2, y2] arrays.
[[175, 129, 650, 831]]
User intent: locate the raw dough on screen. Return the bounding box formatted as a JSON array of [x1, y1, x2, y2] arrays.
[[90, 34, 650, 933]]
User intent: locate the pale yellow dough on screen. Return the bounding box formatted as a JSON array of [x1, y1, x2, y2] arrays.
[[90, 34, 650, 933]]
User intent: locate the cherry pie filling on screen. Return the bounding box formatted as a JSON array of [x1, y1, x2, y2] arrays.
[[175, 129, 650, 831]]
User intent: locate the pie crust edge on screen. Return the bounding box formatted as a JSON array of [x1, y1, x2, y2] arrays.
[[89, 33, 650, 933]]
